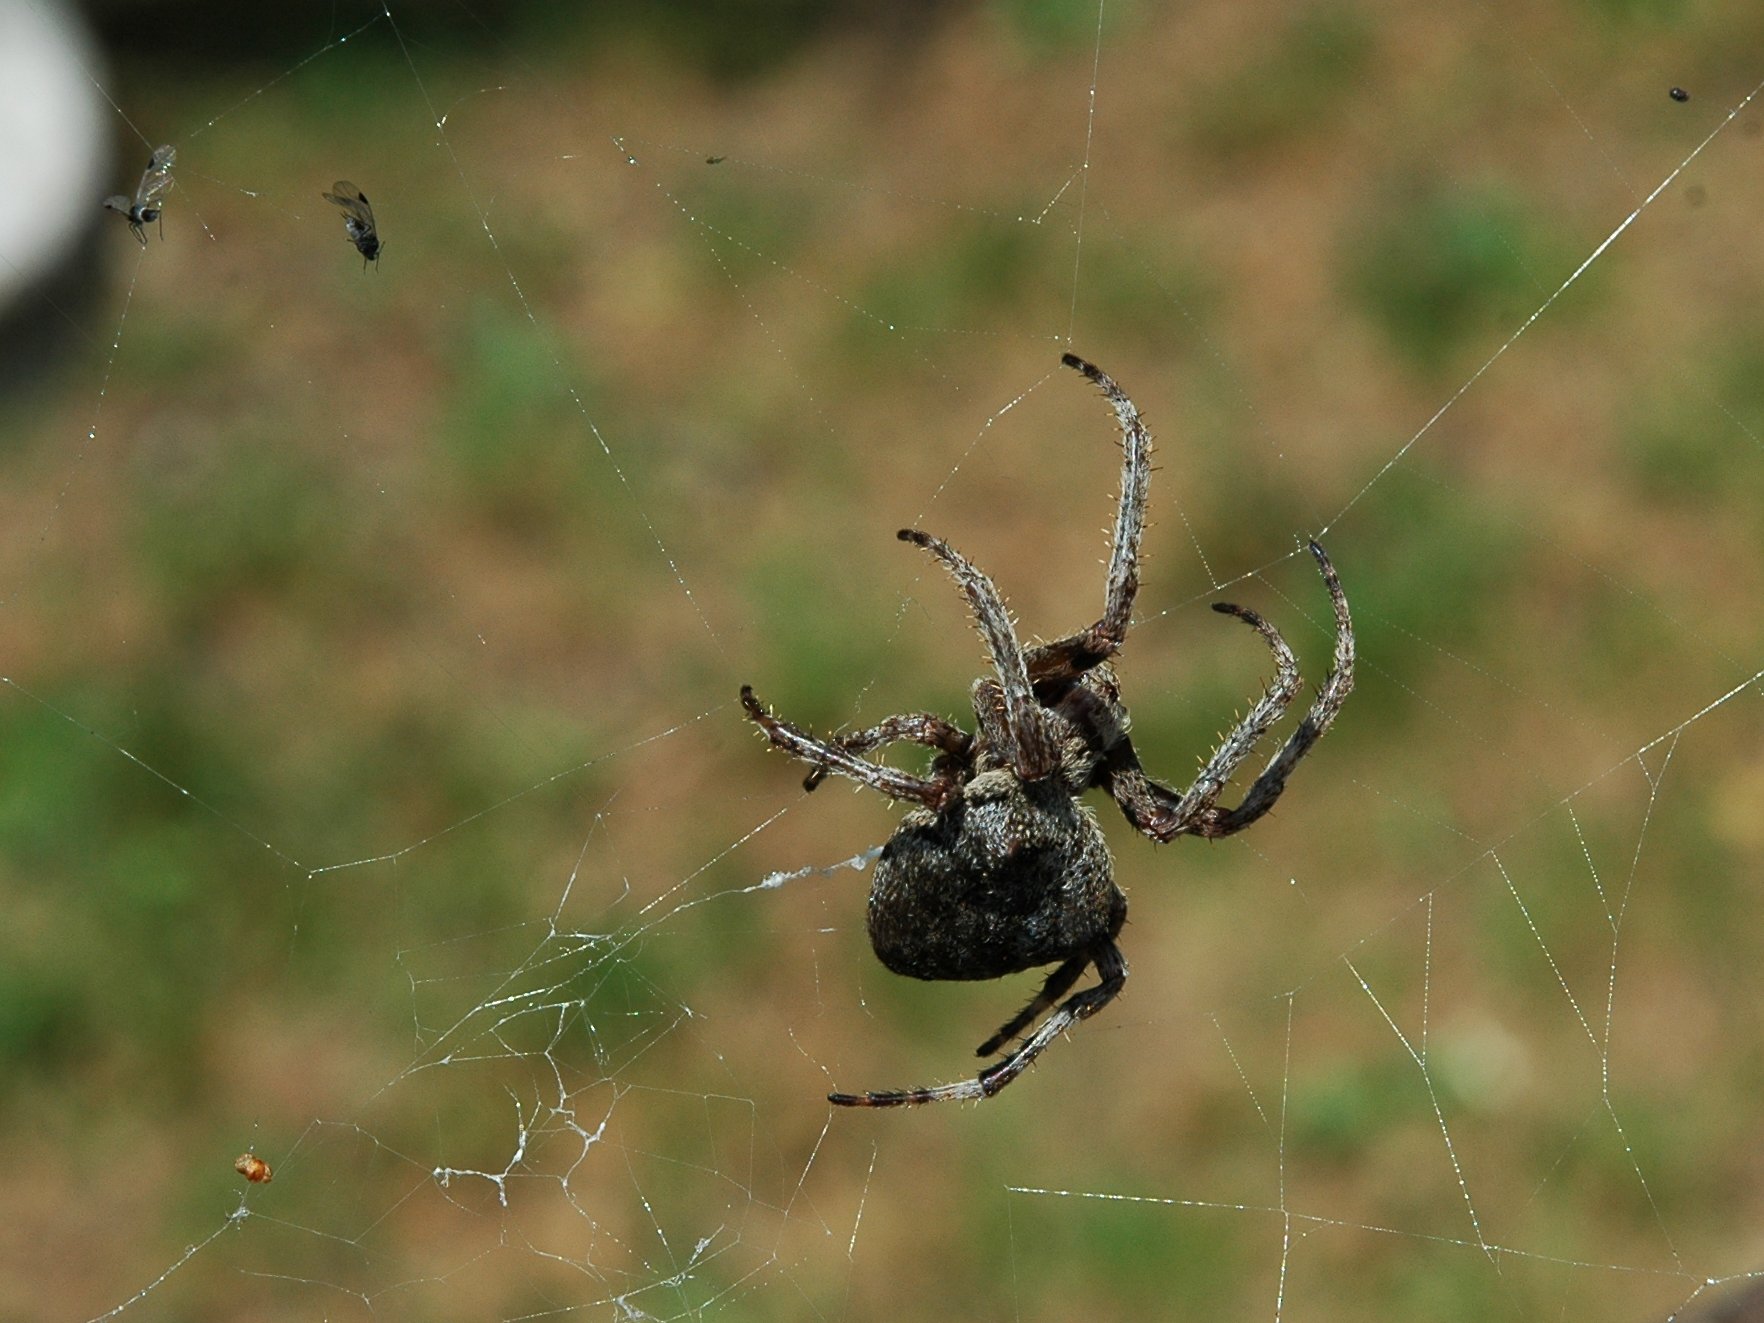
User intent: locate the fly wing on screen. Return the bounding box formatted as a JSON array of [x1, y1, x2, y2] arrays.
[[136, 145, 176, 206], [102, 195, 133, 215], [322, 182, 374, 228]]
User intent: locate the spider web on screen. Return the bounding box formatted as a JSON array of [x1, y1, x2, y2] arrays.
[[5, 1, 1764, 1319]]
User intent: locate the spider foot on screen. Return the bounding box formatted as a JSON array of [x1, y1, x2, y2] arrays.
[[741, 684, 950, 807], [1060, 350, 1101, 381], [829, 1061, 1009, 1108], [973, 1031, 1011, 1059], [1209, 601, 1299, 679], [829, 1084, 975, 1107], [1211, 601, 1264, 626], [831, 945, 1126, 1108], [974, 955, 1090, 1058]]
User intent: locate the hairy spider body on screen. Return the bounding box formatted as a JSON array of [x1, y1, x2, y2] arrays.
[[869, 770, 1122, 983], [742, 353, 1354, 1107]]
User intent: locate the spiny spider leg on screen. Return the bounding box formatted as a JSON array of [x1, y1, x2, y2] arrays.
[[975, 954, 1088, 1058], [1028, 354, 1152, 688], [829, 942, 1128, 1107], [1065, 353, 1150, 649], [1167, 601, 1304, 828], [1190, 541, 1354, 838], [802, 713, 973, 792], [1099, 599, 1298, 840], [1103, 542, 1352, 841], [898, 528, 1057, 781], [740, 686, 948, 807]]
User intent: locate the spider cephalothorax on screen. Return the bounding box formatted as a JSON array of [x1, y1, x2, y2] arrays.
[[742, 353, 1354, 1105]]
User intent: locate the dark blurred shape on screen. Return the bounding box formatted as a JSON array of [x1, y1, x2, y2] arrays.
[[1669, 1277, 1764, 1322], [90, 0, 480, 61], [1670, 85, 1690, 101], [88, 0, 953, 79]]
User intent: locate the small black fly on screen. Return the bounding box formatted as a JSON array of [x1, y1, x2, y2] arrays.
[[103, 145, 176, 245], [323, 182, 381, 269]]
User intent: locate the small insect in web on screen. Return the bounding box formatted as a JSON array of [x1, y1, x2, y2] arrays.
[[233, 1152, 273, 1184], [1669, 86, 1690, 102], [742, 354, 1355, 1106], [323, 182, 381, 268], [102, 144, 176, 245]]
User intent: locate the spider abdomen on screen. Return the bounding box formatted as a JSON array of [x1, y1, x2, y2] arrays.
[[867, 770, 1126, 982]]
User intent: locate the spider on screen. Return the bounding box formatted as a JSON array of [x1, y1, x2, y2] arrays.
[[741, 353, 1354, 1106]]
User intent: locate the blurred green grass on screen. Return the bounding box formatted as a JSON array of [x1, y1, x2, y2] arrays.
[[1345, 181, 1585, 377]]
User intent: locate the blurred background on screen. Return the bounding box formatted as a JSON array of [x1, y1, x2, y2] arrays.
[[4, 0, 1764, 1318]]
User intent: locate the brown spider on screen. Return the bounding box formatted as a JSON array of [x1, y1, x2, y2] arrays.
[[742, 353, 1354, 1106]]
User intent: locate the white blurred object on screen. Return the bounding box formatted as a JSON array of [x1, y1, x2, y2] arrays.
[[0, 0, 108, 310]]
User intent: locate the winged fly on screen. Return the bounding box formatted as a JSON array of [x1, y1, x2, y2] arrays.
[[323, 182, 381, 268], [103, 145, 176, 244]]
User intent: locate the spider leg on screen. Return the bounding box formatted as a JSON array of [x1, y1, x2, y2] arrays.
[[1029, 354, 1152, 687], [898, 529, 1057, 781], [741, 686, 949, 807], [1105, 597, 1302, 840], [1105, 542, 1352, 841], [974, 954, 1089, 1058], [1189, 541, 1354, 838], [829, 940, 1127, 1107], [801, 712, 973, 792]]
